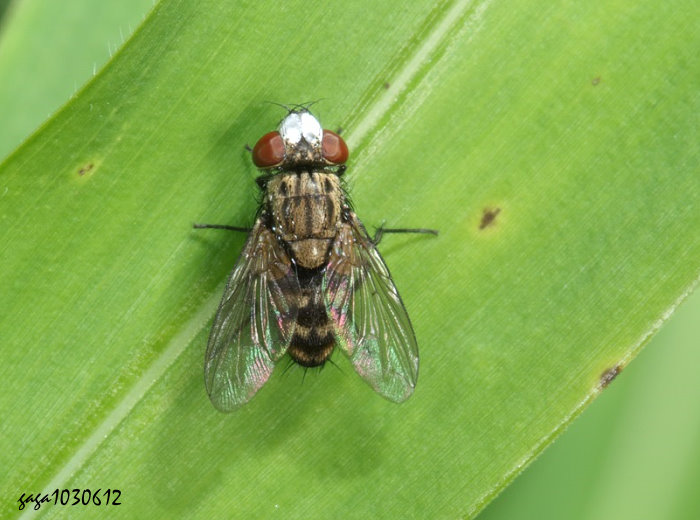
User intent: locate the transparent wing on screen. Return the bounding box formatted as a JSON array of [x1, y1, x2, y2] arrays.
[[204, 219, 299, 412], [323, 215, 419, 403]]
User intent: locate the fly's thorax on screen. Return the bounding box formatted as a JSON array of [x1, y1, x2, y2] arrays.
[[264, 171, 345, 269]]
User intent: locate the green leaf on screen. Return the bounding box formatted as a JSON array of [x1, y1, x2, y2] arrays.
[[0, 0, 154, 158], [480, 289, 700, 519], [1, 1, 698, 518]]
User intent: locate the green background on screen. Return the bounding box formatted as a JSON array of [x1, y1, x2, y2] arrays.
[[1, 1, 698, 518]]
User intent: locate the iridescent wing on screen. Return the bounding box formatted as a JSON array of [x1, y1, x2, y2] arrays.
[[204, 219, 299, 412], [323, 215, 419, 403]]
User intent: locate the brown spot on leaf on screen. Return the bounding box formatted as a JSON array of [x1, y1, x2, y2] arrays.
[[600, 365, 622, 388], [383, 82, 391, 89], [72, 158, 102, 182], [479, 207, 501, 230], [591, 76, 601, 86], [78, 163, 94, 176]]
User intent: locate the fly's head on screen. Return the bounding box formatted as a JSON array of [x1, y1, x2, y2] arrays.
[[252, 109, 349, 171]]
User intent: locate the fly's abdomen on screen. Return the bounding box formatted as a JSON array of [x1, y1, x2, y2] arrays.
[[288, 275, 335, 367]]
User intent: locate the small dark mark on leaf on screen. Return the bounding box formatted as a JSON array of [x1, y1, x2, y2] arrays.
[[479, 207, 501, 229], [592, 76, 601, 86], [600, 365, 622, 388], [336, 127, 343, 135], [383, 82, 391, 89], [78, 163, 94, 176], [244, 144, 252, 152]]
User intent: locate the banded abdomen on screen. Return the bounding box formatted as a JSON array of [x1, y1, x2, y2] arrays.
[[287, 267, 335, 366]]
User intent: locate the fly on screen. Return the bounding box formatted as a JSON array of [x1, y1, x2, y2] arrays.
[[195, 105, 437, 411]]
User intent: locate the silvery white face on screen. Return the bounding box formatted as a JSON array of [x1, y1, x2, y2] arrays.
[[278, 110, 323, 147]]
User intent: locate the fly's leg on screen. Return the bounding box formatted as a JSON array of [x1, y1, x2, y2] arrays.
[[371, 224, 438, 246], [193, 224, 252, 232]]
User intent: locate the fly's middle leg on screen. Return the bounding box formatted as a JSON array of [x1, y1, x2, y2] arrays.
[[371, 224, 438, 246], [193, 223, 252, 233]]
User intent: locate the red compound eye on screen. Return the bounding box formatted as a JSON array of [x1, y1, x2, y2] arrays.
[[321, 130, 349, 164], [252, 131, 285, 168]]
